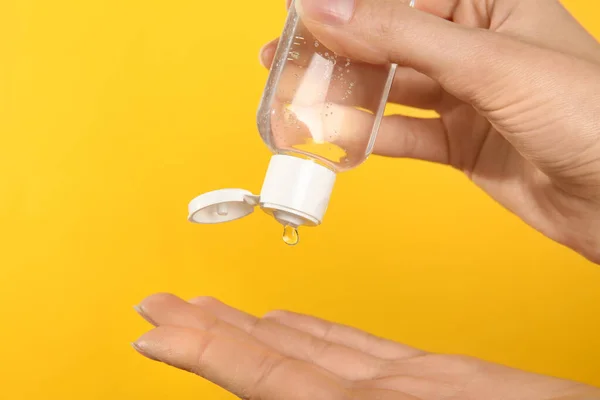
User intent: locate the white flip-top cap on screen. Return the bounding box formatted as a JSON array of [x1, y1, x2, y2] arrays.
[[188, 155, 336, 227], [188, 188, 259, 224]]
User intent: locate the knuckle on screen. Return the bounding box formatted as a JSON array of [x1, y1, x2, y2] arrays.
[[401, 126, 420, 158], [309, 335, 335, 361], [353, 1, 408, 64], [245, 317, 264, 336], [197, 312, 220, 332], [189, 333, 217, 376], [369, 5, 402, 44], [320, 322, 336, 342]]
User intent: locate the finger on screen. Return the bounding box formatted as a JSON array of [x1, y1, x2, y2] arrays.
[[136, 293, 264, 345], [389, 68, 442, 111], [271, 100, 451, 166], [294, 0, 493, 82], [188, 297, 385, 380], [486, 0, 600, 64], [133, 326, 350, 400], [373, 115, 449, 165], [259, 38, 442, 110], [272, 55, 393, 112], [412, 0, 458, 20], [259, 38, 279, 68], [416, 0, 600, 65], [263, 310, 426, 360], [269, 101, 379, 167]]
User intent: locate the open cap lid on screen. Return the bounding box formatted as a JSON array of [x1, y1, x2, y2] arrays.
[[188, 155, 336, 227], [188, 188, 260, 224]]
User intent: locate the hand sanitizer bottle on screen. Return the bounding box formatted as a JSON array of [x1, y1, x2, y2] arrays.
[[188, 1, 402, 245]]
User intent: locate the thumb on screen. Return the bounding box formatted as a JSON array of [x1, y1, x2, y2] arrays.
[[293, 0, 529, 106]]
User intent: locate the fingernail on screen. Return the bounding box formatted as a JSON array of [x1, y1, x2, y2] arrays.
[[296, 0, 355, 25], [134, 305, 158, 326], [131, 341, 159, 362]]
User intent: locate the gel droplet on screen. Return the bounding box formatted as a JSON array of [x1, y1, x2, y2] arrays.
[[282, 225, 299, 246]]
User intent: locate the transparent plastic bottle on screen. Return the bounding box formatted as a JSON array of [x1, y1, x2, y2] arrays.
[[188, 1, 400, 245]]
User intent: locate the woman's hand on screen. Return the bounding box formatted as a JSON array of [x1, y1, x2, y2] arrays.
[[261, 0, 600, 263], [133, 294, 600, 400]]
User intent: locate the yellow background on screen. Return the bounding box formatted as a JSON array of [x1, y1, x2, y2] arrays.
[[1, 0, 599, 398]]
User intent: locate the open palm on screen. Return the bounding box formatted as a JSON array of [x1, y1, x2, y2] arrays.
[[133, 294, 598, 400]]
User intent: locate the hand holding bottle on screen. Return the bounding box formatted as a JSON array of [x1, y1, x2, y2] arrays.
[[261, 0, 600, 263]]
